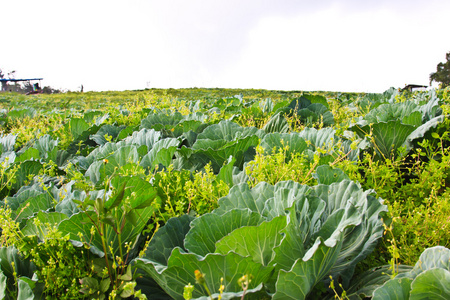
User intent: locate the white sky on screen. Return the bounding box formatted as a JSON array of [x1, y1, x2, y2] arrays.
[[1, 0, 450, 93]]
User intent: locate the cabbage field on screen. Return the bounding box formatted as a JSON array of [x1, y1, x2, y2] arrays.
[[0, 88, 449, 299]]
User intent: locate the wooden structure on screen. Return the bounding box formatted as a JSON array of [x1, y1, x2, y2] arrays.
[[0, 78, 44, 93], [401, 84, 428, 92]]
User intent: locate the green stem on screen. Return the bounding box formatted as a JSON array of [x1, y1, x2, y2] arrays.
[[116, 208, 124, 261], [202, 283, 213, 300], [100, 221, 113, 283]]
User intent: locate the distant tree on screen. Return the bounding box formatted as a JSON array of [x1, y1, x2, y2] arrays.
[[0, 68, 16, 91], [430, 52, 450, 88], [42, 86, 61, 94]]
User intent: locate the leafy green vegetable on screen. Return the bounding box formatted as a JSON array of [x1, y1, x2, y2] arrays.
[[360, 246, 450, 300], [134, 178, 386, 299]]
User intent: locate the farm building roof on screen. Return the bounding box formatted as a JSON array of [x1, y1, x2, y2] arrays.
[[0, 78, 43, 82]]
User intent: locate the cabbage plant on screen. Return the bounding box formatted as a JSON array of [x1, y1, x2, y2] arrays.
[[346, 246, 450, 300], [134, 176, 387, 299], [349, 96, 444, 160]]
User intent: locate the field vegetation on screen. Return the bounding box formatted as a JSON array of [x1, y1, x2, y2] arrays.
[[0, 87, 449, 299]]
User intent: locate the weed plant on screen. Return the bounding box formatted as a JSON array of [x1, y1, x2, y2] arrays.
[[152, 165, 229, 221], [337, 126, 450, 269], [246, 145, 316, 186]]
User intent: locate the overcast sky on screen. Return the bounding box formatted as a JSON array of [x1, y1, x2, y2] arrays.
[[1, 0, 450, 92]]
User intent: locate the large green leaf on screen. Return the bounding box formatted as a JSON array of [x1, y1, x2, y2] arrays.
[[173, 121, 265, 172], [110, 176, 158, 209], [0, 134, 16, 154], [58, 204, 154, 259], [90, 124, 126, 146], [298, 127, 336, 150], [349, 98, 445, 160], [263, 113, 290, 133], [11, 160, 43, 191], [140, 111, 184, 130], [135, 248, 272, 300], [262, 181, 314, 221], [84, 160, 115, 185], [270, 196, 324, 272], [215, 156, 236, 187], [85, 145, 140, 184], [314, 181, 387, 285], [33, 134, 58, 163], [140, 138, 180, 171], [372, 277, 413, 300], [213, 182, 274, 215], [22, 211, 68, 239], [0, 246, 36, 287], [402, 111, 422, 127], [105, 145, 140, 167], [397, 246, 450, 280], [275, 96, 334, 126], [307, 103, 334, 126], [215, 215, 287, 266], [17, 278, 35, 300], [184, 209, 264, 256], [320, 111, 335, 126], [409, 268, 450, 299], [297, 108, 319, 125], [417, 95, 442, 121], [195, 120, 265, 142], [363, 101, 419, 124], [0, 270, 6, 299], [67, 122, 101, 156], [7, 108, 35, 119], [404, 115, 445, 149], [170, 120, 207, 138], [68, 117, 90, 140], [351, 120, 415, 160], [371, 246, 450, 299], [17, 148, 39, 163], [273, 237, 343, 300], [5, 184, 43, 212], [84, 142, 122, 164], [123, 128, 162, 149], [14, 193, 54, 225], [260, 133, 308, 158], [303, 94, 329, 109], [143, 215, 194, 266], [313, 165, 350, 185], [55, 186, 82, 217], [259, 97, 274, 113], [191, 135, 260, 172], [287, 96, 311, 112], [345, 265, 413, 300], [83, 111, 104, 124]]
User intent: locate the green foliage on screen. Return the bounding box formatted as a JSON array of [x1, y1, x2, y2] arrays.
[[60, 175, 156, 298], [135, 178, 386, 299], [430, 51, 450, 88], [373, 246, 450, 299], [28, 227, 91, 298], [0, 87, 450, 298], [152, 165, 229, 221], [349, 97, 444, 160], [246, 144, 314, 186], [337, 130, 450, 270]]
